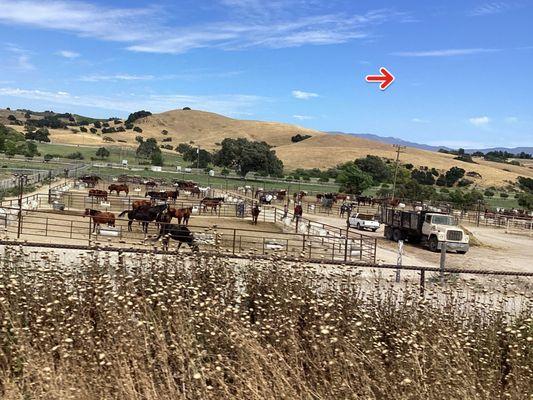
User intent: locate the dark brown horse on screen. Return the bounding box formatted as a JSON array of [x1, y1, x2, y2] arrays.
[[80, 175, 101, 188], [167, 206, 193, 225], [84, 209, 115, 232], [201, 197, 224, 213], [108, 183, 129, 196], [88, 189, 108, 201], [251, 204, 260, 225], [146, 191, 168, 201]]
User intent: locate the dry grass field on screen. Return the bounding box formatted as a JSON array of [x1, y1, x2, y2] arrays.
[[2, 107, 531, 187], [0, 248, 531, 399]]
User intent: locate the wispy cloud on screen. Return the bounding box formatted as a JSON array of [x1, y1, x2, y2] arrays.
[[4, 43, 35, 70], [469, 2, 514, 16], [57, 50, 80, 58], [0, 1, 406, 54], [504, 116, 519, 123], [411, 118, 429, 123], [292, 90, 319, 100], [80, 74, 155, 82], [392, 48, 500, 57], [0, 86, 266, 116], [469, 116, 491, 127], [293, 114, 314, 120]]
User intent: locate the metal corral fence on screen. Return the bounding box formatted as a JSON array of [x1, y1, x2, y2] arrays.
[[0, 163, 90, 191], [457, 211, 533, 233], [0, 207, 376, 264]]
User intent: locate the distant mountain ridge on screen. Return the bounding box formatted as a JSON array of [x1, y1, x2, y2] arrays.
[[328, 131, 533, 156]]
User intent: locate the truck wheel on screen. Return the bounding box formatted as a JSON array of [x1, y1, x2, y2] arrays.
[[457, 250, 467, 255], [372, 228, 378, 232], [392, 228, 403, 242], [356, 223, 361, 230], [429, 236, 439, 252]]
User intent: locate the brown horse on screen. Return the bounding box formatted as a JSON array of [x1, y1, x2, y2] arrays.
[[88, 189, 108, 201], [80, 175, 101, 188], [132, 199, 152, 210], [108, 184, 129, 196], [251, 205, 260, 225], [201, 197, 224, 213], [84, 209, 115, 233], [167, 206, 193, 225]]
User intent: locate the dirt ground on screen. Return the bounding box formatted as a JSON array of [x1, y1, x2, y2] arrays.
[[304, 213, 533, 273]]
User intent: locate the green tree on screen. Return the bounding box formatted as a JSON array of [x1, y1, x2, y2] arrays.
[[214, 138, 283, 177], [517, 176, 533, 192], [336, 164, 372, 194], [25, 127, 50, 142], [126, 110, 152, 124], [136, 138, 161, 160], [354, 155, 391, 184], [398, 180, 437, 201], [517, 192, 533, 210], [151, 152, 164, 166], [183, 148, 212, 169], [445, 167, 465, 187], [95, 147, 110, 159]]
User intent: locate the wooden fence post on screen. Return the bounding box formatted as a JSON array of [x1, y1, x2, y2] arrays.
[[419, 270, 425, 296], [232, 229, 236, 254]]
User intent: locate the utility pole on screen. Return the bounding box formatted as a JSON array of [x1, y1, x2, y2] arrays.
[[196, 146, 200, 171], [391, 144, 406, 200], [14, 173, 28, 239]]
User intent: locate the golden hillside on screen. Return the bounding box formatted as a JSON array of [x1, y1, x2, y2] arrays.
[[274, 134, 533, 187], [3, 107, 531, 187], [133, 109, 325, 149]]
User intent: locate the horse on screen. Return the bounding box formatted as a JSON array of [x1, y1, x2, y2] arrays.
[[201, 197, 224, 213], [84, 209, 115, 233], [251, 205, 260, 225], [167, 206, 193, 225], [144, 181, 158, 189], [164, 190, 179, 202], [80, 175, 101, 188], [108, 184, 129, 196], [88, 189, 108, 201], [340, 203, 352, 218], [118, 204, 169, 233], [153, 224, 199, 252], [132, 199, 152, 210], [356, 195, 372, 206], [145, 191, 168, 201]]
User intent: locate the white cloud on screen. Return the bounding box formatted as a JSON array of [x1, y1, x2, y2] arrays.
[[80, 74, 155, 82], [293, 115, 314, 120], [4, 43, 35, 71], [469, 2, 513, 16], [392, 48, 500, 57], [292, 90, 319, 100], [0, 86, 266, 116], [469, 116, 491, 127], [505, 116, 519, 123], [0, 1, 404, 54], [411, 118, 429, 123], [57, 50, 80, 58]]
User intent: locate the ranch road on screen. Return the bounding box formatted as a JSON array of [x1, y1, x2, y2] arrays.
[[303, 214, 533, 273]]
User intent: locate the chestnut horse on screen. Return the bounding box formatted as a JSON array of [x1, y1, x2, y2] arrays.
[[88, 189, 108, 201], [167, 206, 193, 225], [84, 208, 115, 233], [108, 184, 129, 196]]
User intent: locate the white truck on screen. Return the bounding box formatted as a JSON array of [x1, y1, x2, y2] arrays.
[[381, 207, 469, 253], [349, 213, 380, 232]]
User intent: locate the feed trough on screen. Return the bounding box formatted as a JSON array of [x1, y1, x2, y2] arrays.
[[98, 226, 120, 237]]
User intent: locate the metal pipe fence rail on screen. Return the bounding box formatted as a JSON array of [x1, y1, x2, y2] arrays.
[[0, 208, 376, 263], [457, 212, 533, 232], [0, 162, 90, 191], [1, 240, 531, 296]]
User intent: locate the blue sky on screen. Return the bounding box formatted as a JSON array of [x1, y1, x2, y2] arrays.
[[0, 0, 531, 148]]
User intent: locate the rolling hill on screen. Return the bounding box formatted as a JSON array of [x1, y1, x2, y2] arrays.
[[1, 107, 531, 187]]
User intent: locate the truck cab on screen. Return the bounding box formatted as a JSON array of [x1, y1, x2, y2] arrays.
[[421, 213, 469, 253]]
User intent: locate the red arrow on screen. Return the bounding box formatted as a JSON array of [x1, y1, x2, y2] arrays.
[[365, 67, 395, 90]]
